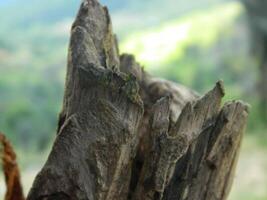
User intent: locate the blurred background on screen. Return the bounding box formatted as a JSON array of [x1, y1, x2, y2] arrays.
[[0, 0, 266, 199]]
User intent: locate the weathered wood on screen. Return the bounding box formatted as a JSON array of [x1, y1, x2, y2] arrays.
[[132, 82, 225, 200], [27, 0, 249, 200], [0, 133, 25, 200], [162, 101, 248, 200]]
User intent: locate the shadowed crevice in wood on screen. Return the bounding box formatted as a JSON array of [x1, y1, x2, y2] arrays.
[[26, 0, 249, 200], [162, 102, 249, 200]]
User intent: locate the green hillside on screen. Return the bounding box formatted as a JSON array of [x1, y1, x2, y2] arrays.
[[0, 0, 263, 153], [0, 1, 267, 199], [120, 2, 251, 94]]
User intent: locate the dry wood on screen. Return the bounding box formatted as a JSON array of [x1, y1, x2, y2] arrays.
[[0, 133, 25, 200], [27, 1, 249, 199]]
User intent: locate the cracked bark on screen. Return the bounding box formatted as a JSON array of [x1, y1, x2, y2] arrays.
[[27, 0, 249, 200]]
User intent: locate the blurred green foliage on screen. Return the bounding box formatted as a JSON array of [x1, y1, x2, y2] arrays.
[[121, 2, 265, 131], [0, 0, 266, 199], [0, 0, 265, 153], [0, 0, 78, 151]]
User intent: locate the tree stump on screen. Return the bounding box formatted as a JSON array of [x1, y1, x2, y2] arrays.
[[27, 0, 249, 199]]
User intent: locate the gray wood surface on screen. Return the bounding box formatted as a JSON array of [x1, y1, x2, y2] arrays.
[[27, 1, 249, 199]]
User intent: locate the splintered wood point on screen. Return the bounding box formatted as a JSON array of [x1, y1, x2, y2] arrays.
[[26, 0, 249, 199]]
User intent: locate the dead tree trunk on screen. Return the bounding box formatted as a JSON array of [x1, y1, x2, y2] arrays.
[[27, 0, 249, 199]]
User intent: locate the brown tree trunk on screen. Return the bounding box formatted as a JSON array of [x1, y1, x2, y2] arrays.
[[26, 1, 249, 199]]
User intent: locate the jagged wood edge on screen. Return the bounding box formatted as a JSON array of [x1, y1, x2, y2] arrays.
[[131, 81, 225, 200], [28, 1, 144, 199], [26, 0, 249, 200], [162, 101, 249, 200]]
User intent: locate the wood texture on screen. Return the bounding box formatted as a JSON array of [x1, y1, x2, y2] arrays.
[[0, 133, 25, 200], [27, 0, 249, 199]]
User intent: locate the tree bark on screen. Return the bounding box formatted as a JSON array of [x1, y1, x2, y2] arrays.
[[27, 0, 249, 199]]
